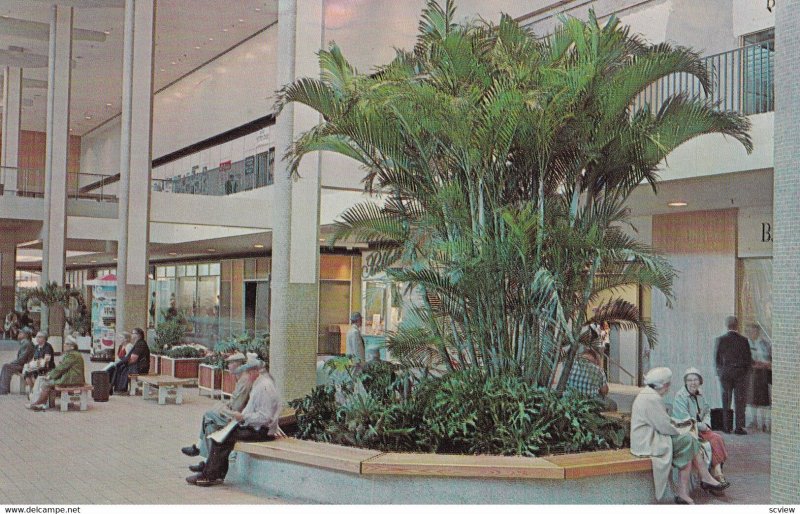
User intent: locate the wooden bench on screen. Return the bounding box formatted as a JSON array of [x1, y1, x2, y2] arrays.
[[138, 374, 196, 405], [127, 373, 157, 396], [48, 384, 93, 412]]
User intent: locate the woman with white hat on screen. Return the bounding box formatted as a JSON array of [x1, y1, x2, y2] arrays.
[[672, 367, 729, 485], [630, 367, 729, 504]]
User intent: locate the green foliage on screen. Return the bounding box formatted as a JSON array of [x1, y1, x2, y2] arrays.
[[206, 332, 270, 367], [164, 344, 206, 358], [152, 317, 186, 354], [290, 367, 625, 456], [289, 385, 339, 440], [279, 0, 752, 389]]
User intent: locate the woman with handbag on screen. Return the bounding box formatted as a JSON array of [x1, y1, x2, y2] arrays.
[[672, 367, 730, 486]]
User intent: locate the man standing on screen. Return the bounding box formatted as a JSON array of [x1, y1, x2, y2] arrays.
[[0, 326, 35, 394], [346, 312, 365, 364], [186, 360, 282, 487], [714, 316, 753, 434]]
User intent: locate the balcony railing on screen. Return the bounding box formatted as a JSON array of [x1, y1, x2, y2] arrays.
[[0, 166, 117, 202], [633, 40, 774, 115]]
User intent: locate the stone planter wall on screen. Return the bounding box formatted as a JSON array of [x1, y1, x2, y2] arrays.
[[149, 354, 161, 375]]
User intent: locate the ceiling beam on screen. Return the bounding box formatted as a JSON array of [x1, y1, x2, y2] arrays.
[[27, 0, 125, 8]]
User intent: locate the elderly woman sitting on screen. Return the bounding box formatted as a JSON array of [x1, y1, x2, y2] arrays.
[[672, 367, 729, 485], [631, 367, 729, 504]]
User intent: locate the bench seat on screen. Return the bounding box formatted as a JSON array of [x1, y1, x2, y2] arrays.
[[138, 374, 196, 405]]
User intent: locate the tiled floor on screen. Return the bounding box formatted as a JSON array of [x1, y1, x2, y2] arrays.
[[0, 350, 288, 505], [0, 350, 771, 504]]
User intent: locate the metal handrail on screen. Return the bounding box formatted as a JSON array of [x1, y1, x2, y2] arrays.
[[633, 40, 774, 115], [0, 166, 118, 202]]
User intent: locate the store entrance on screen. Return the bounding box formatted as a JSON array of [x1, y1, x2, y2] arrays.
[[244, 279, 270, 338]]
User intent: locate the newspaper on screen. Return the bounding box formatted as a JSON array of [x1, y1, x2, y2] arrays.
[[208, 420, 238, 443]]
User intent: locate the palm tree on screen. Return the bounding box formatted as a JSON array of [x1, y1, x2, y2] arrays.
[[278, 0, 752, 389]]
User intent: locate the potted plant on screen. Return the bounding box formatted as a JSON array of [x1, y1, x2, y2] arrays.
[[150, 316, 185, 375], [198, 351, 226, 396], [161, 344, 207, 379]]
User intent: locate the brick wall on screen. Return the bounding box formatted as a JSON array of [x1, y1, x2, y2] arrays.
[[771, 0, 800, 502]]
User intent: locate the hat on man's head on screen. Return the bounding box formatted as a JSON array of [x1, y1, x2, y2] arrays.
[[644, 367, 672, 387], [350, 312, 363, 323], [35, 331, 47, 339], [237, 357, 264, 374], [225, 351, 247, 364], [20, 326, 34, 335]]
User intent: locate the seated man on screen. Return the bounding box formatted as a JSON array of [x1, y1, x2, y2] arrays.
[[23, 331, 56, 392], [566, 348, 618, 411], [27, 337, 85, 411], [181, 352, 254, 472], [186, 359, 282, 487], [0, 326, 36, 395]]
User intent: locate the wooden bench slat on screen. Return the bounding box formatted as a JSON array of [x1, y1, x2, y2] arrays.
[[138, 374, 196, 386], [235, 438, 382, 474], [361, 452, 564, 479], [542, 449, 651, 479]]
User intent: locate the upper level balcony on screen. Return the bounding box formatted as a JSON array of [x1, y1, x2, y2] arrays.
[[633, 38, 774, 116]]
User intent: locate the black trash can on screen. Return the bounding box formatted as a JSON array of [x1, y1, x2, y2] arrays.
[[710, 408, 733, 432], [91, 370, 110, 402]]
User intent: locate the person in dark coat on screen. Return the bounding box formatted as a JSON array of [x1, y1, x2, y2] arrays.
[[0, 326, 36, 394], [109, 327, 150, 393], [714, 316, 753, 434]]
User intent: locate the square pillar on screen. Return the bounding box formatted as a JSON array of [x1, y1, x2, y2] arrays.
[[1, 66, 22, 194]]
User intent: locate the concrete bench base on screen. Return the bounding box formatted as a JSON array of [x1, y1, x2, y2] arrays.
[[227, 453, 655, 504], [227, 438, 655, 504], [49, 385, 93, 412], [139, 375, 196, 405]]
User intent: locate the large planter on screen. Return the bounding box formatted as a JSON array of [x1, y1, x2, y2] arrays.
[[198, 363, 222, 397], [221, 369, 237, 397], [149, 354, 161, 375], [160, 356, 204, 379]]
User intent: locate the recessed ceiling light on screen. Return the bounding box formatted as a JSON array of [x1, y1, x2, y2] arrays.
[[84, 115, 92, 120], [254, 244, 264, 249], [113, 258, 118, 261], [208, 37, 214, 41], [71, 262, 78, 265], [207, 248, 216, 252], [667, 201, 688, 207], [90, 260, 97, 263], [194, 46, 201, 49], [238, 19, 245, 22], [223, 28, 229, 32], [169, 252, 177, 256], [104, 30, 110, 35], [255, 7, 261, 11], [160, 68, 165, 72], [105, 103, 112, 107], [319, 238, 326, 242]]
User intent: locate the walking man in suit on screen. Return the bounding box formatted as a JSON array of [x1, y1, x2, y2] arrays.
[[714, 316, 753, 434]]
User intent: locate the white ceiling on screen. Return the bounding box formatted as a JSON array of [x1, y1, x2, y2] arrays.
[[0, 0, 278, 135]]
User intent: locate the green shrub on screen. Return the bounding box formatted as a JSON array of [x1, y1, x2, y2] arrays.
[[152, 317, 186, 354], [289, 368, 626, 457], [164, 344, 206, 358]]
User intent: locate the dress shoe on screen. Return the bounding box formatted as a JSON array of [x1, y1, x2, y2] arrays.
[[734, 428, 747, 435], [195, 477, 224, 487], [185, 473, 202, 485], [181, 444, 200, 457], [674, 496, 693, 505], [700, 481, 730, 493], [189, 461, 205, 473]]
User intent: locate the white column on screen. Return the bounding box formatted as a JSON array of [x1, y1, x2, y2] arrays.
[[117, 0, 155, 333], [0, 243, 16, 317], [1, 67, 22, 194], [269, 0, 324, 401], [42, 5, 72, 288]]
